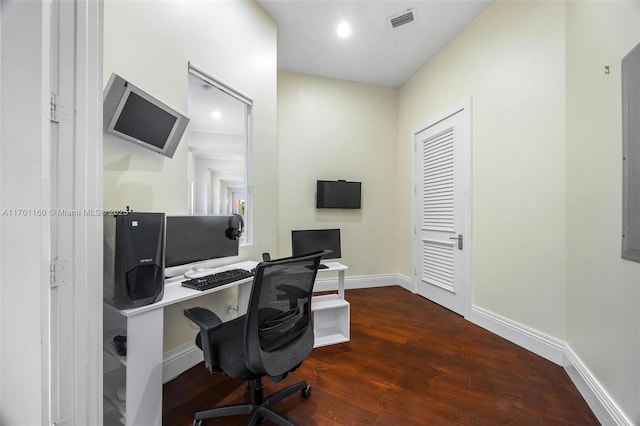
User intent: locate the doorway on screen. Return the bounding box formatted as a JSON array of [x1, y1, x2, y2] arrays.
[[412, 101, 471, 316]]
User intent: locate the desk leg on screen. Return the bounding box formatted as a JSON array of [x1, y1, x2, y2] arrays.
[[237, 280, 252, 315], [338, 270, 345, 300], [125, 308, 163, 426]]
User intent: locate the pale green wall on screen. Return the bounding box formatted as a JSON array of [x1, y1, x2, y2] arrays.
[[398, 1, 567, 339], [276, 72, 398, 276], [566, 1, 640, 421], [397, 0, 640, 420], [103, 0, 277, 352]]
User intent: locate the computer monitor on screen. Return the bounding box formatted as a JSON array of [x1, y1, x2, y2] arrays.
[[103, 73, 189, 158], [291, 229, 341, 261], [165, 215, 241, 274], [316, 180, 361, 209]]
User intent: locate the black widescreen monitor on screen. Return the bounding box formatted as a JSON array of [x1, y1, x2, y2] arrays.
[[291, 229, 341, 261], [316, 180, 361, 209], [113, 91, 177, 149], [165, 215, 239, 269]]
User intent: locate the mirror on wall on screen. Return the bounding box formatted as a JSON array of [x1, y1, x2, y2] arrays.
[[187, 66, 252, 242]]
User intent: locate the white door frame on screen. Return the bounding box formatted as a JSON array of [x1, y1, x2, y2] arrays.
[[51, 1, 104, 424], [411, 99, 473, 318], [66, 1, 104, 424]]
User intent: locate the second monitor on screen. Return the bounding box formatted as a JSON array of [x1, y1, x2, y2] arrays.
[[291, 228, 341, 268], [165, 214, 242, 276]]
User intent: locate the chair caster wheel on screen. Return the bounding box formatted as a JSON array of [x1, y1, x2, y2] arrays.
[[301, 384, 312, 398], [193, 419, 207, 426]]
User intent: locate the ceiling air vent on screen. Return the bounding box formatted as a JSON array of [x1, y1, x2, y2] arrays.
[[388, 9, 416, 29]]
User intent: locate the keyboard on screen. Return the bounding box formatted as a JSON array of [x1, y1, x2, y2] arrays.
[[182, 268, 254, 291]]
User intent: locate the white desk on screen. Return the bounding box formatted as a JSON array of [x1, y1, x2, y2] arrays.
[[103, 261, 349, 426]]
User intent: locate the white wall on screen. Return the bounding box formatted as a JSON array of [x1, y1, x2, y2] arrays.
[[399, 1, 567, 340], [103, 0, 276, 352], [276, 72, 398, 277], [0, 1, 49, 424], [565, 2, 640, 422]]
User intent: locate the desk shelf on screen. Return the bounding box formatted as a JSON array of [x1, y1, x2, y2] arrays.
[[103, 326, 127, 425], [103, 405, 125, 426], [313, 293, 348, 310], [315, 327, 350, 347], [103, 367, 126, 421], [312, 294, 350, 348], [103, 328, 127, 367]]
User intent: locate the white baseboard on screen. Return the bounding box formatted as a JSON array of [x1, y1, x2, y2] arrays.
[[163, 342, 202, 383], [563, 345, 633, 426], [396, 273, 413, 292], [466, 305, 633, 425], [466, 305, 565, 365], [314, 273, 402, 292]]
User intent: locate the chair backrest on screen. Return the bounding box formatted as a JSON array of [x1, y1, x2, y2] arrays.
[[244, 250, 326, 378]]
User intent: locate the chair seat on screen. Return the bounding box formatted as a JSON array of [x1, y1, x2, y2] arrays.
[[197, 315, 261, 381]]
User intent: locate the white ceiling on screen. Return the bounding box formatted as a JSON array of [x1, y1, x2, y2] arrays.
[[184, 1, 492, 152], [257, 0, 491, 88]]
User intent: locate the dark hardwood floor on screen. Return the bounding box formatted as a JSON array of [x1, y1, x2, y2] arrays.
[[163, 286, 599, 425]]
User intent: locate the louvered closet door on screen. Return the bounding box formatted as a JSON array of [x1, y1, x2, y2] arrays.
[[414, 107, 468, 315]]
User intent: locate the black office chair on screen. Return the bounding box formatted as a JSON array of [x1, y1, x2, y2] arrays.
[[184, 250, 328, 426]]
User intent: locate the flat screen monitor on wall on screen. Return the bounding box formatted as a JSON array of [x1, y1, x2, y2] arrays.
[[103, 73, 190, 158], [316, 180, 362, 209], [291, 229, 341, 261], [165, 215, 241, 275]]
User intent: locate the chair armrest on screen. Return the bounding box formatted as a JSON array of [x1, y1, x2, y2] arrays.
[[184, 307, 223, 374], [184, 307, 223, 332]]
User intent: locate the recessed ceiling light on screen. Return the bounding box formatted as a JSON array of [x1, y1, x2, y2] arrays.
[[336, 21, 351, 38], [211, 110, 222, 119]]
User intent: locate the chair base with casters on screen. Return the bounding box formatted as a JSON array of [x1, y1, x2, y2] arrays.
[[193, 377, 311, 426]]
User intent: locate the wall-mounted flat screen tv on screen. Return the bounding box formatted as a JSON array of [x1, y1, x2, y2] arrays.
[[103, 73, 190, 158], [316, 180, 362, 209]]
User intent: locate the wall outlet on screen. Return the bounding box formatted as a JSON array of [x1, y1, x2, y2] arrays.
[[225, 302, 238, 318]]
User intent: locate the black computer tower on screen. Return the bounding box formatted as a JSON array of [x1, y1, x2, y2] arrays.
[[104, 212, 165, 309]]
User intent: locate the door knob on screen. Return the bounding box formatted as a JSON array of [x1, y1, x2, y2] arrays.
[[449, 234, 463, 250]]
